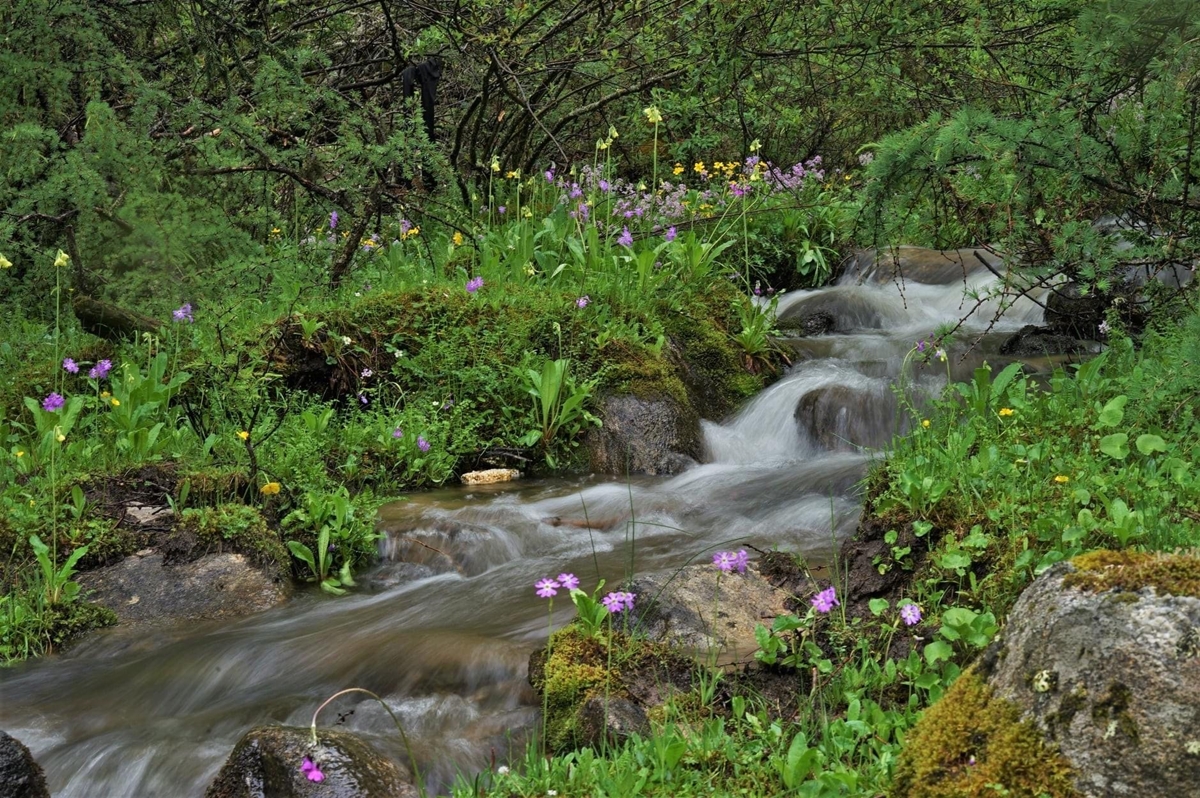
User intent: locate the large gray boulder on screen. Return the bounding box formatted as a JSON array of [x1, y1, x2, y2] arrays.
[[985, 552, 1200, 797], [0, 731, 50, 798], [586, 394, 701, 476], [206, 725, 417, 798]]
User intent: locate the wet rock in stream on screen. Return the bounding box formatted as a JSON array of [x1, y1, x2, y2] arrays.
[[0, 731, 50, 798], [794, 384, 900, 451], [586, 393, 701, 476], [206, 725, 417, 798]]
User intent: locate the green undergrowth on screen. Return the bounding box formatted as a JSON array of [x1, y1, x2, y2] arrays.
[[461, 306, 1199, 798]]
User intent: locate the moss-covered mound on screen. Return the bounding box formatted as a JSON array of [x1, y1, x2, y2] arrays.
[[1064, 549, 1200, 598], [529, 624, 694, 754], [164, 504, 289, 579], [892, 669, 1081, 798]]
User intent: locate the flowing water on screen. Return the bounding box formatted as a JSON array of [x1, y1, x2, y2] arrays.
[[0, 255, 1055, 796]]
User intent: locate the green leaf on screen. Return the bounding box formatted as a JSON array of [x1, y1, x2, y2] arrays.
[[1099, 433, 1129, 459], [1135, 434, 1167, 455], [924, 640, 954, 665], [1096, 395, 1128, 427], [868, 598, 890, 616], [937, 550, 973, 570]]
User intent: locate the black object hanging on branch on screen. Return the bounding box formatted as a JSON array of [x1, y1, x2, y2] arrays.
[[401, 57, 443, 144]]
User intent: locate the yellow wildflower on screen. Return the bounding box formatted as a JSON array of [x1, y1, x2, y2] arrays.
[[260, 482, 281, 496], [749, 139, 761, 152], [999, 408, 1014, 417], [921, 419, 931, 428], [1054, 475, 1070, 484], [524, 264, 536, 277], [56, 433, 65, 443], [0, 254, 11, 269], [270, 227, 282, 237], [608, 125, 618, 140], [643, 105, 662, 125], [237, 430, 250, 441], [111, 398, 120, 407], [452, 231, 464, 246], [694, 161, 706, 174], [672, 163, 684, 175], [15, 451, 24, 458], [713, 161, 724, 171], [100, 391, 111, 398], [54, 250, 70, 268], [490, 155, 500, 172], [844, 174, 852, 181], [506, 170, 520, 179]]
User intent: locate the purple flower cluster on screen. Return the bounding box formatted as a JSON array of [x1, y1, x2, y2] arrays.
[[811, 586, 839, 614], [466, 276, 484, 293], [89, 359, 112, 380], [601, 591, 636, 613], [575, 295, 590, 309], [900, 603, 922, 626], [417, 435, 431, 452], [42, 392, 65, 412], [712, 549, 749, 573], [617, 226, 633, 247], [172, 302, 194, 323], [62, 358, 79, 374], [392, 427, 403, 439], [329, 211, 339, 230]]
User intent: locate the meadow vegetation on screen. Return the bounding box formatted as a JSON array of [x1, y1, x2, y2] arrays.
[[1, 0, 1199, 795]]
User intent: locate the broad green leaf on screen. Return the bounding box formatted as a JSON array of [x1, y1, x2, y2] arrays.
[[1135, 434, 1167, 455], [1096, 395, 1128, 427], [1099, 433, 1128, 459]]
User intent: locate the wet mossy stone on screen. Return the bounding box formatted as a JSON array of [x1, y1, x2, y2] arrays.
[[205, 725, 417, 798], [986, 556, 1200, 797], [0, 730, 50, 798], [892, 669, 1081, 798]]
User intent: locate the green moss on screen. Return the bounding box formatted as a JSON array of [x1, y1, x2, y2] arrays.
[[172, 504, 289, 578], [46, 601, 118, 649], [1066, 550, 1200, 599], [892, 669, 1081, 798], [1090, 682, 1139, 744]]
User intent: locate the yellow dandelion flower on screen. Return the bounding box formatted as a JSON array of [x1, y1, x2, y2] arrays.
[[260, 482, 281, 496], [1054, 475, 1070, 484], [54, 250, 70, 268], [0, 254, 12, 269], [452, 231, 464, 246], [111, 398, 120, 407], [999, 408, 1014, 417], [672, 163, 684, 175], [237, 430, 250, 441], [921, 419, 931, 428]]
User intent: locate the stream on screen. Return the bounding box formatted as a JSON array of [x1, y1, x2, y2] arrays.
[[0, 252, 1052, 796]]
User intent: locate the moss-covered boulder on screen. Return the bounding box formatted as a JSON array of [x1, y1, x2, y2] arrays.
[[900, 550, 1200, 798], [892, 668, 1081, 798], [528, 626, 693, 753], [205, 725, 417, 798], [585, 393, 701, 475]]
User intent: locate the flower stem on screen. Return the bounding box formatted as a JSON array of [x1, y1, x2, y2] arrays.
[[310, 687, 425, 798]]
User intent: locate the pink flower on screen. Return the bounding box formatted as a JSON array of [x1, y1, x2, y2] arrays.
[[42, 392, 65, 412], [602, 591, 636, 613], [811, 586, 839, 614], [417, 436, 430, 452], [535, 578, 560, 598], [556, 573, 580, 590], [466, 276, 484, 293], [62, 358, 79, 374], [900, 603, 922, 626], [301, 756, 324, 782], [617, 226, 633, 247], [575, 296, 590, 309], [664, 227, 677, 243]]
